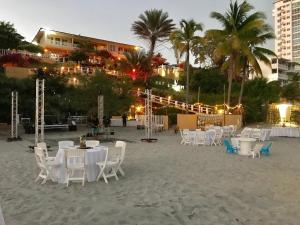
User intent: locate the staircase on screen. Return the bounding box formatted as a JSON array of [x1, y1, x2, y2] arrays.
[[138, 90, 215, 114]]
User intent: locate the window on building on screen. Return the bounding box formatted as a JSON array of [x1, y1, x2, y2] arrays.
[[108, 44, 115, 52], [62, 39, 68, 46], [73, 41, 80, 48], [272, 69, 277, 73], [47, 36, 54, 44], [118, 47, 124, 52], [55, 38, 60, 45]]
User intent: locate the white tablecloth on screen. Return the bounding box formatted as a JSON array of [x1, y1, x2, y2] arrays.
[[239, 138, 256, 156], [190, 130, 214, 145], [53, 146, 106, 183], [231, 137, 256, 156], [270, 127, 300, 137]]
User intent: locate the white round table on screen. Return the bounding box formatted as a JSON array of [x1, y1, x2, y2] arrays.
[[53, 146, 106, 183], [238, 138, 256, 156]]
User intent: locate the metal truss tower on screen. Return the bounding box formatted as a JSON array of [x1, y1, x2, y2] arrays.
[[35, 79, 45, 145]]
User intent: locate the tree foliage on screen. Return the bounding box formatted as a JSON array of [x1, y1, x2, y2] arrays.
[[0, 71, 134, 123], [0, 21, 24, 49], [132, 9, 175, 60]]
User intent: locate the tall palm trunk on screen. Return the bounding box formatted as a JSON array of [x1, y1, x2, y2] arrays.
[[238, 63, 248, 105], [185, 43, 190, 107], [227, 53, 237, 107], [145, 39, 156, 83]]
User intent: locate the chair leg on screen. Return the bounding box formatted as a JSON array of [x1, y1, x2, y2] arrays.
[[82, 170, 85, 186], [35, 171, 41, 183], [97, 166, 104, 182], [114, 171, 119, 181], [66, 170, 70, 187], [102, 173, 108, 184], [119, 167, 125, 176], [41, 171, 49, 184]]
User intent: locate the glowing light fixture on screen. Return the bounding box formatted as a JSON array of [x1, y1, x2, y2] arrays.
[[276, 103, 291, 122], [136, 105, 142, 112], [42, 27, 55, 35], [217, 109, 224, 114], [172, 80, 183, 92]]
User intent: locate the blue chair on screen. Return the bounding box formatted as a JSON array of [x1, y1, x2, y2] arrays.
[[223, 139, 237, 154], [260, 143, 272, 156]]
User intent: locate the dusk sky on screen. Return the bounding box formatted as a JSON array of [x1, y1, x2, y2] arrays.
[[0, 0, 274, 64]]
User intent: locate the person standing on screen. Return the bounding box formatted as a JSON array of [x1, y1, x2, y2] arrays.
[[122, 113, 127, 127]]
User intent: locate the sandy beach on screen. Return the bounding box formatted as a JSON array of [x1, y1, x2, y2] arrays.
[[1, 127, 300, 225]]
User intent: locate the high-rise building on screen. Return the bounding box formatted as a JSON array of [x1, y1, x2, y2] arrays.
[[273, 0, 300, 63]]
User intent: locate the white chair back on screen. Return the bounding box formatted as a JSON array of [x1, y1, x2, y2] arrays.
[[65, 149, 85, 169], [115, 141, 126, 164], [251, 128, 261, 140], [86, 140, 100, 148], [195, 130, 206, 145], [34, 147, 47, 170], [260, 129, 271, 141], [207, 129, 217, 145], [64, 149, 86, 186], [214, 127, 223, 144], [181, 129, 193, 145], [58, 141, 74, 150], [222, 126, 232, 137], [37, 142, 49, 158], [241, 127, 251, 137]]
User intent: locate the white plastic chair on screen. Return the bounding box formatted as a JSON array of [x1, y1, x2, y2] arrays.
[[241, 127, 252, 137], [65, 149, 86, 187], [251, 128, 262, 140], [37, 142, 55, 161], [194, 131, 206, 145], [214, 128, 223, 145], [34, 147, 57, 184], [228, 125, 237, 136], [207, 129, 217, 146], [58, 141, 74, 150], [250, 143, 263, 159], [180, 129, 193, 145], [260, 129, 271, 141], [115, 141, 126, 176], [85, 140, 100, 148], [222, 126, 231, 137], [96, 147, 119, 184]]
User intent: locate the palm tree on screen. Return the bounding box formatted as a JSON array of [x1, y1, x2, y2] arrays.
[[238, 45, 275, 105], [207, 0, 266, 107], [171, 19, 203, 104], [131, 9, 175, 62], [169, 32, 184, 65], [120, 50, 151, 81], [234, 6, 276, 105]]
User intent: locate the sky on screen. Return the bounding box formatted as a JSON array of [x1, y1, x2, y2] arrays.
[[0, 0, 274, 64]]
